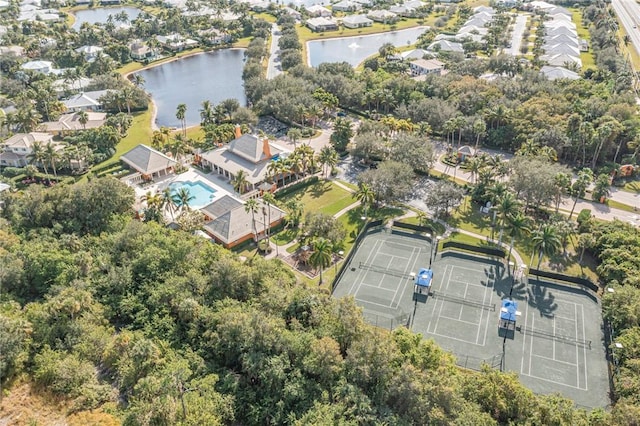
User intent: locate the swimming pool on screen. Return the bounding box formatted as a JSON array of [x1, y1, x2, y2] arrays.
[[168, 180, 217, 209]]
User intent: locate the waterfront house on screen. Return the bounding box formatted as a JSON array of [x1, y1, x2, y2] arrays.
[[306, 17, 339, 32], [305, 5, 332, 17], [120, 144, 178, 181], [367, 9, 398, 23], [342, 14, 373, 29], [62, 90, 111, 112]]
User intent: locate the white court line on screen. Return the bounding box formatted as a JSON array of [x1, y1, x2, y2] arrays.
[[427, 330, 486, 346], [458, 283, 469, 321], [479, 271, 493, 346], [349, 239, 382, 294], [520, 296, 530, 375], [575, 303, 580, 389], [532, 353, 578, 367], [359, 283, 395, 293], [431, 265, 453, 334], [377, 250, 413, 260], [390, 247, 421, 308], [554, 313, 577, 321], [438, 315, 483, 326], [448, 279, 486, 287], [387, 247, 414, 308], [519, 372, 586, 391], [427, 264, 449, 333], [355, 297, 400, 309], [528, 313, 535, 377], [553, 315, 556, 360], [581, 303, 588, 391], [449, 265, 486, 274], [384, 239, 424, 250]]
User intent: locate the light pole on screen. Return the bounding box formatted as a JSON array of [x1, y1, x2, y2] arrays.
[[360, 216, 367, 234]]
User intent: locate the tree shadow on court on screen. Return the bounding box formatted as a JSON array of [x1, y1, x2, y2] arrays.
[[482, 264, 528, 301], [526, 284, 558, 318]]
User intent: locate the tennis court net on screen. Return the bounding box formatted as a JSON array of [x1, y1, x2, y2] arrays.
[[432, 291, 496, 311], [517, 326, 592, 348], [358, 262, 411, 278]]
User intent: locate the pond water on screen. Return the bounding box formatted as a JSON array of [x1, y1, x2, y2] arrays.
[[71, 6, 141, 30], [307, 27, 429, 67], [137, 49, 247, 128]]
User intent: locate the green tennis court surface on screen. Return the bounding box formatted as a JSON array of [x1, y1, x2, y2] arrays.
[[332, 227, 609, 409]]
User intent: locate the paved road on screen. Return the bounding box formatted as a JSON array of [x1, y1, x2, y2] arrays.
[[612, 0, 640, 58], [266, 23, 283, 80], [504, 14, 528, 56]]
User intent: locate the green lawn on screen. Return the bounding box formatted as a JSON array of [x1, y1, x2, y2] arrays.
[[91, 110, 153, 172], [116, 49, 205, 76], [622, 179, 640, 193], [570, 9, 596, 70], [277, 180, 355, 216]]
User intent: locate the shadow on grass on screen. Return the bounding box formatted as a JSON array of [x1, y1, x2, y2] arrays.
[[272, 228, 298, 246], [310, 181, 332, 198]]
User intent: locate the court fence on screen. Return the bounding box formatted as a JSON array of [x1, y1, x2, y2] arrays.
[[454, 353, 502, 371], [331, 219, 384, 293], [528, 269, 599, 294], [362, 309, 411, 331], [392, 221, 438, 236], [441, 241, 506, 258]]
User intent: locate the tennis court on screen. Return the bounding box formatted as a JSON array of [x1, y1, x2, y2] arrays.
[[332, 228, 433, 328], [332, 227, 610, 408]]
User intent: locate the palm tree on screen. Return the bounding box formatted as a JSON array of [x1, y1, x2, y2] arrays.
[[161, 188, 177, 221], [244, 198, 259, 242], [132, 74, 145, 88], [494, 192, 519, 243], [172, 187, 194, 212], [27, 141, 48, 179], [531, 225, 561, 270], [318, 145, 338, 178], [287, 128, 302, 148], [473, 118, 486, 151], [78, 110, 89, 130], [120, 86, 135, 115], [231, 170, 250, 194], [176, 103, 187, 137], [354, 183, 375, 219], [262, 192, 276, 245], [466, 156, 483, 184], [310, 238, 332, 285], [170, 134, 188, 164], [506, 212, 530, 267], [44, 142, 60, 179], [200, 100, 215, 127]]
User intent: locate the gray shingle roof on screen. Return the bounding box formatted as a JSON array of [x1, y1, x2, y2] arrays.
[[200, 194, 243, 219], [203, 199, 285, 245], [120, 144, 177, 175]]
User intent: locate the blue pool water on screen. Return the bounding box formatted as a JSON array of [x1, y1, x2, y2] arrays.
[[168, 180, 217, 209]]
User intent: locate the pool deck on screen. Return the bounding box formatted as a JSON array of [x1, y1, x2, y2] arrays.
[[131, 168, 238, 218]]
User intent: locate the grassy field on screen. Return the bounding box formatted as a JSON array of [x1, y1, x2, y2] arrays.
[[570, 8, 596, 70], [91, 110, 153, 172], [277, 180, 355, 216], [116, 48, 206, 75]]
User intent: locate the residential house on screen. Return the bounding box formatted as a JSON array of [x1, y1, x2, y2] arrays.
[[367, 9, 398, 23], [156, 34, 199, 51], [120, 144, 178, 181], [202, 195, 286, 248], [41, 112, 107, 134], [342, 14, 373, 29], [198, 28, 232, 45], [427, 39, 464, 54], [473, 5, 494, 14], [75, 45, 104, 62], [545, 26, 577, 37], [0, 132, 55, 168], [332, 0, 361, 12], [283, 7, 302, 20], [52, 77, 93, 98], [401, 48, 429, 60], [543, 33, 579, 47], [306, 17, 339, 32], [62, 90, 111, 112], [129, 40, 156, 61], [21, 60, 55, 75], [544, 53, 581, 68], [305, 5, 332, 17], [200, 128, 290, 193], [543, 43, 580, 57], [409, 58, 445, 76], [0, 45, 25, 57], [540, 65, 580, 81]]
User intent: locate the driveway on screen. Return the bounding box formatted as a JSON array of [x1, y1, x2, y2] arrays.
[[504, 14, 528, 56], [266, 23, 283, 80]]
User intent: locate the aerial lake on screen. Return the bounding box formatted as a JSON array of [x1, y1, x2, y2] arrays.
[[307, 26, 429, 67], [136, 49, 247, 128], [71, 6, 142, 30]]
